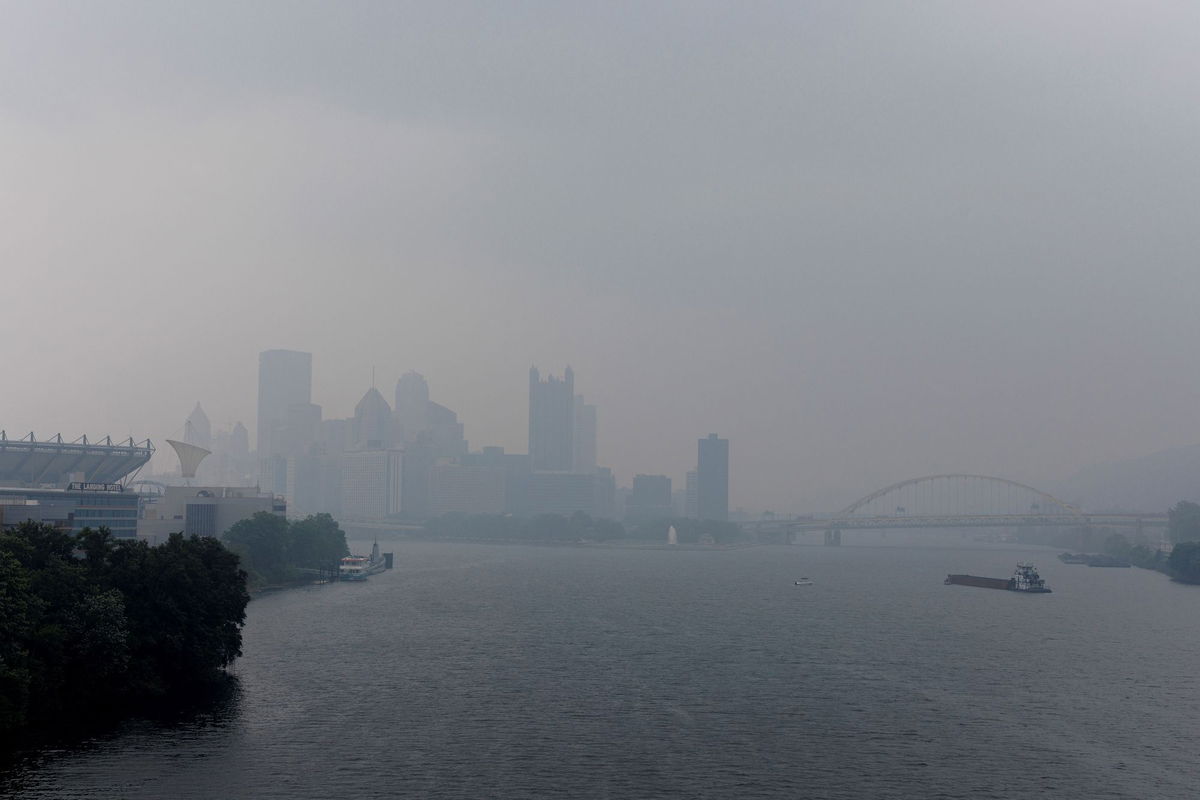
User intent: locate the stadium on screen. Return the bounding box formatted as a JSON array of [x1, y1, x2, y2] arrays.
[[0, 431, 154, 538]]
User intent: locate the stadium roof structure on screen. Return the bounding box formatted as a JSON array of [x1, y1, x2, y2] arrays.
[[0, 431, 154, 488]]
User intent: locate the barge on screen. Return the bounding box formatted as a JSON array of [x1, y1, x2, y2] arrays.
[[945, 563, 1052, 593]]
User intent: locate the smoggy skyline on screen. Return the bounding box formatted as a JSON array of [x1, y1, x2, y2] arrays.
[[5, 2, 1200, 512]]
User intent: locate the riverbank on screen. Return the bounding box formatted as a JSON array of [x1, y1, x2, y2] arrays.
[[391, 535, 756, 551]]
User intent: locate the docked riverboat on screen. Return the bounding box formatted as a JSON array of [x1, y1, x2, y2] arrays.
[[339, 540, 389, 582]]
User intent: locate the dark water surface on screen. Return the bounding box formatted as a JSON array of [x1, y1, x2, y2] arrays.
[[4, 539, 1199, 799]]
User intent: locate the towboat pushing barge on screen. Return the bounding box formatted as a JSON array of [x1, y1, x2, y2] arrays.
[[944, 563, 1052, 593]]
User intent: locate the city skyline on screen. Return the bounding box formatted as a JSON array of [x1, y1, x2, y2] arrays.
[[7, 3, 1200, 513]]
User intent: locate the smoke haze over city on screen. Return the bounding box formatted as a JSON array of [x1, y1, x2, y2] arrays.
[[5, 1, 1200, 512]]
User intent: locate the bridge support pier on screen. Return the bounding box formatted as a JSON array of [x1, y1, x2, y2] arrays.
[[824, 528, 841, 547]]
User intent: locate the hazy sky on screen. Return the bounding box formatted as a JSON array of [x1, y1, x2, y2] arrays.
[[4, 2, 1199, 512]]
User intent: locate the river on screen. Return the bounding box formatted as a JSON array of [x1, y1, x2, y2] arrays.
[[3, 537, 1199, 799]]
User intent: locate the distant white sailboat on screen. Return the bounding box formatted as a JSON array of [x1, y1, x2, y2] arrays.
[[667, 525, 678, 545]]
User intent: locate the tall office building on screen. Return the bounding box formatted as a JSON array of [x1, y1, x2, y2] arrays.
[[684, 471, 699, 519], [352, 387, 393, 450], [340, 448, 403, 519], [573, 395, 597, 474], [184, 402, 212, 450], [257, 349, 312, 492], [394, 371, 430, 443], [528, 366, 575, 472], [697, 434, 729, 522]]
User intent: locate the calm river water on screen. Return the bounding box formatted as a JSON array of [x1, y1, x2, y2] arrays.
[[3, 537, 1200, 799]]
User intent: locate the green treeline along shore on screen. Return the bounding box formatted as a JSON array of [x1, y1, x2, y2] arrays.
[[1091, 501, 1200, 584], [0, 512, 351, 741]]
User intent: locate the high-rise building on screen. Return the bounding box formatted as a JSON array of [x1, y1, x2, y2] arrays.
[[573, 395, 597, 474], [352, 387, 393, 450], [697, 434, 729, 522], [627, 474, 672, 522], [184, 402, 212, 450], [340, 449, 403, 519], [257, 349, 312, 492], [685, 470, 699, 518], [394, 371, 430, 443], [529, 366, 574, 472], [427, 402, 467, 459], [428, 463, 506, 515]]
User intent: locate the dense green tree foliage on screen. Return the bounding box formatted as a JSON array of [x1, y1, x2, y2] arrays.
[[222, 512, 349, 586], [0, 522, 249, 738], [1168, 501, 1200, 544], [1168, 542, 1200, 584], [1102, 532, 1168, 572]]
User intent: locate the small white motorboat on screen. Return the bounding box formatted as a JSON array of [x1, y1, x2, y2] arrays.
[[794, 578, 813, 586]]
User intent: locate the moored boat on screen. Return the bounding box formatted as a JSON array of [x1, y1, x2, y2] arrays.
[[339, 540, 388, 582]]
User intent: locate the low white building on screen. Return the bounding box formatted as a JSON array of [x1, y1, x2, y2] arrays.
[[138, 485, 285, 543]]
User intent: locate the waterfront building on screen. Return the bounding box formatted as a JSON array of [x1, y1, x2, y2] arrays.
[[685, 470, 698, 518], [0, 485, 141, 538], [138, 485, 284, 543], [526, 471, 597, 517], [340, 448, 403, 520], [461, 446, 533, 517], [428, 463, 506, 515], [627, 474, 673, 522], [529, 366, 575, 472], [697, 434, 729, 522], [594, 467, 617, 520]]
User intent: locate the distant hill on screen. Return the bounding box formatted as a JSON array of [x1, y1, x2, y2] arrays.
[[1047, 444, 1200, 514]]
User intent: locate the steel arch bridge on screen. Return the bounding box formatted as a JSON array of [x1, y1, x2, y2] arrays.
[[744, 473, 1165, 544], [836, 473, 1081, 518]]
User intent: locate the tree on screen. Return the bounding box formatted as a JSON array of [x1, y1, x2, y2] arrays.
[[0, 523, 249, 738], [1104, 532, 1132, 560], [1168, 501, 1200, 544], [1168, 541, 1200, 584], [223, 512, 291, 583], [288, 513, 350, 568]]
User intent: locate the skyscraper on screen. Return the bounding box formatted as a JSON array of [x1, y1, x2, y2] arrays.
[[352, 387, 393, 450], [184, 402, 212, 450], [394, 371, 430, 443], [528, 366, 574, 472], [697, 434, 729, 522], [573, 395, 597, 474], [685, 470, 699, 519], [257, 349, 312, 492]]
